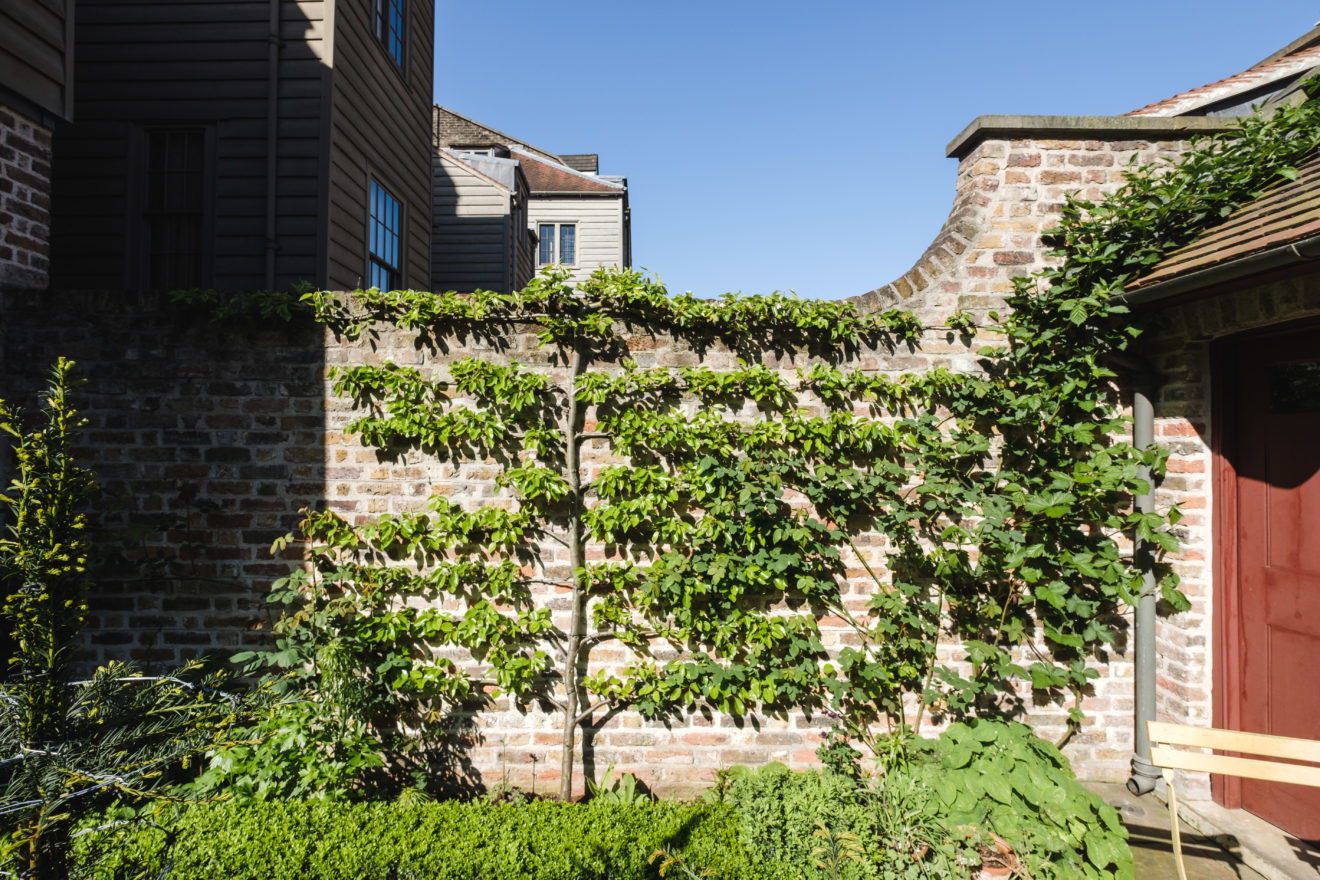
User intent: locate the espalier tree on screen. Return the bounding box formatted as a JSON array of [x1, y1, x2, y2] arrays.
[[255, 247, 1184, 799], [225, 76, 1320, 802], [269, 270, 933, 800]]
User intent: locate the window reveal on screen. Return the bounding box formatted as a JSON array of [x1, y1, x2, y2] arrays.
[[369, 180, 401, 290]]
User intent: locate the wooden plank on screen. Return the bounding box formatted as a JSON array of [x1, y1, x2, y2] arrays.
[[1150, 747, 1320, 788], [1148, 722, 1320, 764]]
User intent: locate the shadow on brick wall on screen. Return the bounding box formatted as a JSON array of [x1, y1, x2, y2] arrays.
[[1, 289, 325, 671]]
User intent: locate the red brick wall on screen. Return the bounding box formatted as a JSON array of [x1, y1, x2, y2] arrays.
[[0, 105, 52, 290]]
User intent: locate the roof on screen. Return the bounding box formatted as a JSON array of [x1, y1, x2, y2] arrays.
[[1126, 44, 1320, 118], [511, 148, 624, 195], [1127, 150, 1320, 294]]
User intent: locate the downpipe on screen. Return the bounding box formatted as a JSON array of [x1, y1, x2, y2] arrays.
[[1123, 365, 1163, 796], [264, 0, 282, 288]]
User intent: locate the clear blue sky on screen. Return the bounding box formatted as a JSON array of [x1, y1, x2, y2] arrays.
[[434, 3, 1320, 300]]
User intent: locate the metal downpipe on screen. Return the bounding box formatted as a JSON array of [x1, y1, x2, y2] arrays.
[[1127, 375, 1161, 796], [264, 0, 281, 289]]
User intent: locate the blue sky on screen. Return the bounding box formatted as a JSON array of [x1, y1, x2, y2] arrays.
[[435, 3, 1320, 300]]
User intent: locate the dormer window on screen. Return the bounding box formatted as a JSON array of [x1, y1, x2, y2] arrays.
[[374, 0, 405, 67]]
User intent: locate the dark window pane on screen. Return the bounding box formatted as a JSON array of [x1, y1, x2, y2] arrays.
[[559, 224, 575, 265], [1269, 361, 1320, 412], [145, 128, 205, 290], [539, 224, 555, 264]]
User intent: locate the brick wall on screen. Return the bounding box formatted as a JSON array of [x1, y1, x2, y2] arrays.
[[852, 135, 1195, 325], [0, 105, 52, 290], [1, 291, 327, 665], [3, 130, 1235, 796]]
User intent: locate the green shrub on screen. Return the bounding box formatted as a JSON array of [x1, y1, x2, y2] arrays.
[[74, 800, 757, 880], [905, 720, 1131, 880], [724, 721, 1132, 880]]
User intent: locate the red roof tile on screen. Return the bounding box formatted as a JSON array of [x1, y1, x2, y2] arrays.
[[515, 151, 622, 195], [1126, 46, 1320, 117]]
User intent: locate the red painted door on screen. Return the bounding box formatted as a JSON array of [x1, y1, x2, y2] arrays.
[[1232, 325, 1320, 839]]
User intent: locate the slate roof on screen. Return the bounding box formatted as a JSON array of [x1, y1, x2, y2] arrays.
[[1126, 44, 1320, 117], [1127, 150, 1320, 291], [511, 148, 624, 195]]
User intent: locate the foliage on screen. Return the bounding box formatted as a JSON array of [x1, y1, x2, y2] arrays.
[[74, 800, 757, 880], [904, 720, 1130, 880], [586, 764, 653, 806], [0, 363, 245, 880], [724, 721, 1129, 879], [207, 89, 1320, 802]]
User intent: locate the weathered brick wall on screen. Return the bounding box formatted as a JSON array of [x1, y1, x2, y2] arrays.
[[1136, 272, 1320, 799], [7, 286, 1148, 796], [1, 291, 327, 665], [3, 135, 1213, 795], [0, 105, 52, 290], [853, 135, 1195, 325]]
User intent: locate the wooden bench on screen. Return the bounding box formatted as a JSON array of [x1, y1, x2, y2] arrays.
[[1146, 720, 1320, 880]]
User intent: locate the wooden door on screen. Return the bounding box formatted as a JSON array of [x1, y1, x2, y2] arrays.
[[1223, 323, 1320, 839]]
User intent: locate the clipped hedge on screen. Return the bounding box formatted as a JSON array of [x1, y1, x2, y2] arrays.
[[75, 800, 757, 880]]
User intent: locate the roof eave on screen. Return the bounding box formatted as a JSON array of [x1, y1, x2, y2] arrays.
[[1121, 233, 1320, 306], [947, 115, 1241, 159]]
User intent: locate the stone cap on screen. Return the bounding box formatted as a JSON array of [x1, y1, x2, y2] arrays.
[[947, 115, 1241, 159]]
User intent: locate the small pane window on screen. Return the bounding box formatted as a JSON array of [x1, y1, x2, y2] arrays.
[[374, 0, 405, 67], [538, 224, 555, 265], [559, 224, 576, 265], [537, 222, 577, 266], [369, 179, 401, 290], [145, 128, 205, 290]]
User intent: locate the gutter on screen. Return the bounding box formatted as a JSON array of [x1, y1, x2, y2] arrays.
[[1120, 232, 1320, 306], [264, 0, 282, 289]]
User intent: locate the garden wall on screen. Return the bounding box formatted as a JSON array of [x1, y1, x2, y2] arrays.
[[0, 127, 1214, 796]]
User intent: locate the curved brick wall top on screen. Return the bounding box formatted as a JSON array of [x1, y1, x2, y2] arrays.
[[850, 132, 1207, 323]]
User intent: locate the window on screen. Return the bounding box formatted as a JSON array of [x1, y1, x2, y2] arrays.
[[145, 128, 206, 290], [537, 222, 577, 266], [369, 179, 401, 290], [374, 0, 405, 67]]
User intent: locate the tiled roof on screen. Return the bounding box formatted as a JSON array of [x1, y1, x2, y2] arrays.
[[1127, 151, 1320, 290], [1126, 45, 1320, 117], [513, 149, 624, 195]]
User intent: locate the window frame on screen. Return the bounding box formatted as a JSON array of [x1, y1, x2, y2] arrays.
[[536, 221, 578, 267], [373, 0, 407, 70], [135, 124, 215, 291], [367, 178, 403, 291]]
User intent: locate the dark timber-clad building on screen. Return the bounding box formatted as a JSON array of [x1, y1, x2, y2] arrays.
[[46, 0, 434, 293]]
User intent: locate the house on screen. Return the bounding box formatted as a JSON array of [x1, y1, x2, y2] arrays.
[[432, 147, 536, 295], [0, 0, 72, 290], [852, 23, 1320, 865], [37, 0, 435, 293], [432, 105, 630, 290], [1121, 147, 1320, 848]]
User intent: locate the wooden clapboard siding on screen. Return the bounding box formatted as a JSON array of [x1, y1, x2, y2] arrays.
[[326, 0, 433, 292], [527, 195, 626, 286], [51, 0, 332, 290], [0, 0, 73, 122], [431, 153, 517, 293]]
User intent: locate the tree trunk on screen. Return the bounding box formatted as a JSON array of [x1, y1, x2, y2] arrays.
[[559, 342, 587, 801]]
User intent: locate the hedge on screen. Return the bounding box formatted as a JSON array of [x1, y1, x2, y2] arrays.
[[75, 800, 756, 880]]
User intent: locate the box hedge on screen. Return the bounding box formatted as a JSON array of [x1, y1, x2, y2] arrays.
[[75, 800, 756, 880]]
